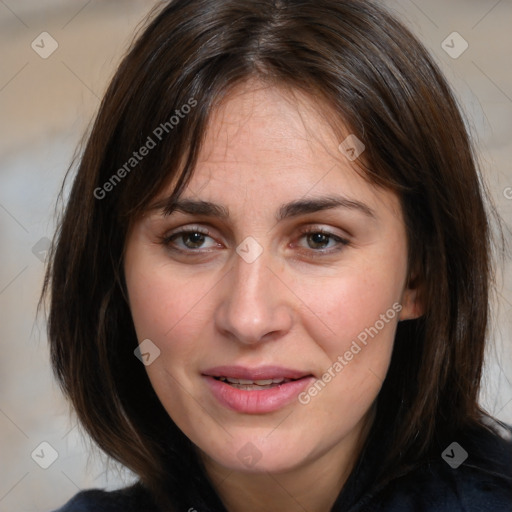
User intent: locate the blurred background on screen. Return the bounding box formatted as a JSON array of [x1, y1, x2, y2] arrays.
[[0, 1, 511, 511]]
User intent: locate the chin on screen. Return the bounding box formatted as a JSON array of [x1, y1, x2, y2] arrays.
[[201, 432, 313, 475]]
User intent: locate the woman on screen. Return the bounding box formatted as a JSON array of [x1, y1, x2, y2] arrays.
[[42, 0, 512, 510]]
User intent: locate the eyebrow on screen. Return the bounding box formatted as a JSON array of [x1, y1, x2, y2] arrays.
[[148, 195, 376, 221]]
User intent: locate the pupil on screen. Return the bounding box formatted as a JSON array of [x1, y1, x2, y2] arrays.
[[186, 233, 204, 247], [309, 233, 328, 248]]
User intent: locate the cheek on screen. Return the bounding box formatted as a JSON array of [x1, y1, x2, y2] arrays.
[[125, 259, 219, 381], [293, 253, 405, 418], [299, 265, 403, 352], [125, 262, 209, 420], [127, 257, 201, 337]]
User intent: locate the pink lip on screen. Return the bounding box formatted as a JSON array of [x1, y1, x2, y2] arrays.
[[202, 366, 315, 414]]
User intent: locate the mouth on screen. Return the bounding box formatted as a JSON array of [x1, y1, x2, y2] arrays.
[[202, 365, 315, 413]]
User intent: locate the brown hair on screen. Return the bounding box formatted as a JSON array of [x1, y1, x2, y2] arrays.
[[40, 0, 500, 508]]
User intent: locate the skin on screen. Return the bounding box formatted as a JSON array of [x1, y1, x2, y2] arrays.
[[123, 80, 423, 512]]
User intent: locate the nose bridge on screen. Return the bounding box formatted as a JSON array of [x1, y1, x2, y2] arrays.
[[215, 245, 292, 344], [235, 246, 274, 302]]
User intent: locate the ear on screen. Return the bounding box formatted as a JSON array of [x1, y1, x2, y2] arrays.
[[398, 273, 424, 321]]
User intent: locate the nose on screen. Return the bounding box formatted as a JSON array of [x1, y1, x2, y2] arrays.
[[214, 248, 294, 345]]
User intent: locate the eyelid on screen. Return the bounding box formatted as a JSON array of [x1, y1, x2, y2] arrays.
[[167, 224, 211, 236], [162, 222, 349, 239], [296, 224, 350, 242]]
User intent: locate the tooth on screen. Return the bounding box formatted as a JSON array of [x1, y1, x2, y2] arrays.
[[221, 377, 295, 387], [254, 379, 273, 385]]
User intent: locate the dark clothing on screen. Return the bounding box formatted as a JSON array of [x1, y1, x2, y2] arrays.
[[53, 421, 512, 512], [52, 484, 159, 512]]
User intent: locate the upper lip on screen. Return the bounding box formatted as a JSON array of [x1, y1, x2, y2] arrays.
[[202, 365, 312, 380]]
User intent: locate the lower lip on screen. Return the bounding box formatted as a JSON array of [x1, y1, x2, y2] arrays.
[[203, 376, 315, 414]]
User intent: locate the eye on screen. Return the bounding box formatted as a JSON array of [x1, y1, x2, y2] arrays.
[[295, 226, 349, 255], [159, 226, 220, 252]]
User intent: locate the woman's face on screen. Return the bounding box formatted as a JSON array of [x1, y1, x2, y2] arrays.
[[124, 81, 421, 475]]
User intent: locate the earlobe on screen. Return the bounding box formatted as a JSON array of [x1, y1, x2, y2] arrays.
[[399, 274, 424, 321]]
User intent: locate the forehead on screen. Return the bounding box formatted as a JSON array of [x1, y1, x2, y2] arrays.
[[156, 80, 402, 221], [197, 80, 341, 175]]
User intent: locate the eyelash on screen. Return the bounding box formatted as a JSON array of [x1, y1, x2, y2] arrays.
[[158, 225, 349, 258]]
